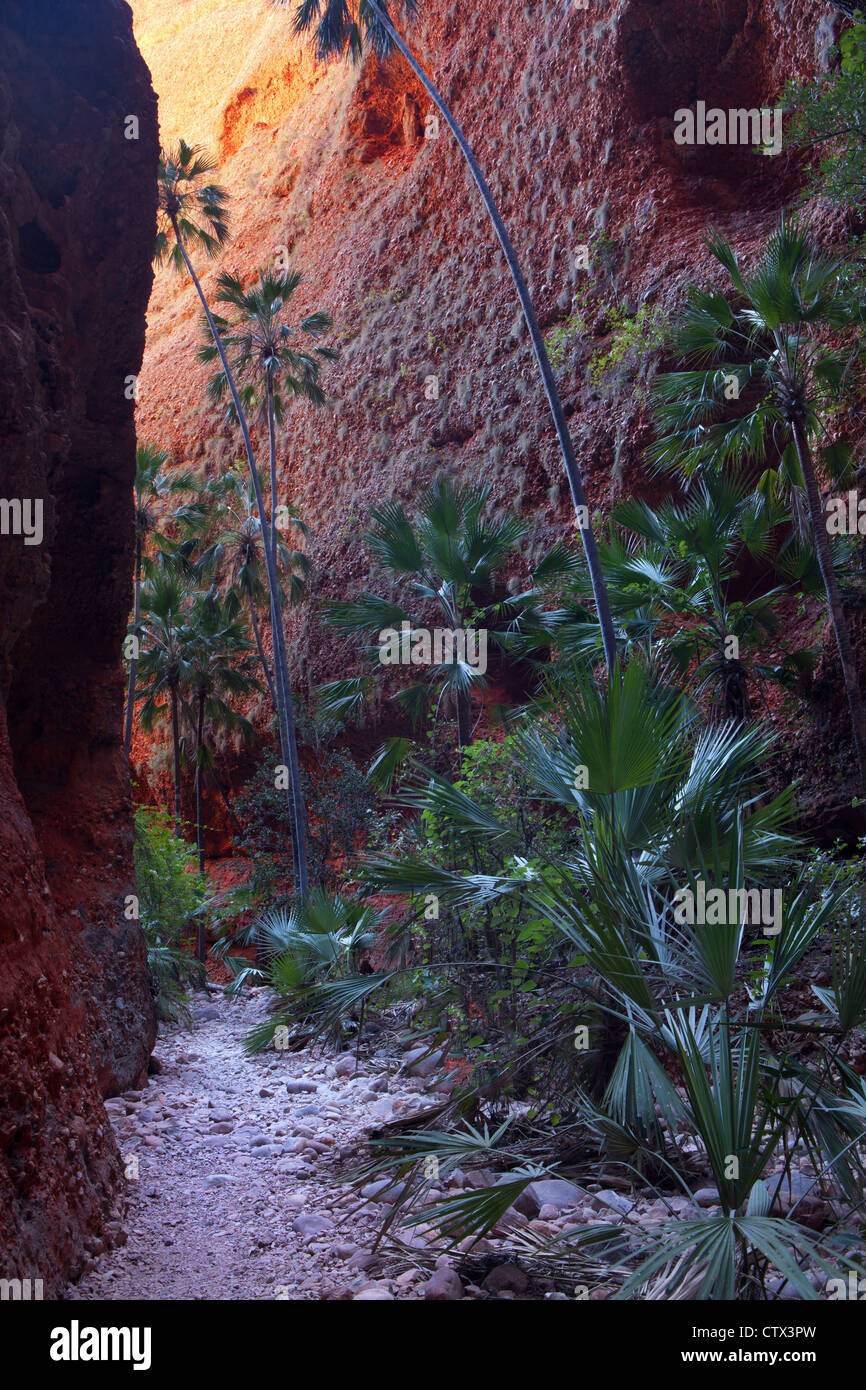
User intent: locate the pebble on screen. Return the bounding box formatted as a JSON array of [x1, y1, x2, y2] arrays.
[[292, 1214, 334, 1238]]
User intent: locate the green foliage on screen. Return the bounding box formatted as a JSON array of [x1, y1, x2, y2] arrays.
[[355, 667, 866, 1293], [320, 476, 581, 751], [155, 140, 229, 273], [785, 17, 866, 210], [557, 468, 812, 719], [233, 745, 376, 905], [544, 284, 667, 394], [647, 217, 863, 484], [134, 806, 207, 1020], [545, 301, 588, 370], [587, 301, 669, 393], [221, 891, 394, 1050], [198, 267, 336, 426]]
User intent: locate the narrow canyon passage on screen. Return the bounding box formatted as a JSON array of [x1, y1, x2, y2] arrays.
[[6, 0, 866, 1340], [63, 990, 448, 1302]]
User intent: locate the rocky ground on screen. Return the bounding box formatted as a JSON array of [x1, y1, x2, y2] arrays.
[[62, 983, 830, 1302], [59, 985, 544, 1300]]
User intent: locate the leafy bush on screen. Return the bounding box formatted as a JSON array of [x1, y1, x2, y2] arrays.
[[221, 890, 393, 1052], [785, 18, 866, 210], [134, 805, 207, 1020], [233, 746, 376, 906], [587, 301, 669, 393], [354, 668, 866, 1297]]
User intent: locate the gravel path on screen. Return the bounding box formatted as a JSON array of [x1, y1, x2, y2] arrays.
[[64, 987, 446, 1301]]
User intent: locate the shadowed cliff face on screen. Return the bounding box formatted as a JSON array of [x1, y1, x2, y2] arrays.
[[0, 0, 158, 1291]]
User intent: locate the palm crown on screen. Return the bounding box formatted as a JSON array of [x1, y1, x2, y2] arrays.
[[155, 140, 230, 273], [199, 268, 336, 423], [649, 217, 859, 498], [195, 470, 311, 609], [649, 215, 866, 787], [323, 477, 581, 743], [292, 0, 420, 62]]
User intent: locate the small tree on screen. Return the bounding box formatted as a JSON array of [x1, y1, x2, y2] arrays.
[[575, 473, 806, 722], [155, 141, 312, 897], [136, 573, 191, 833], [199, 266, 336, 562], [321, 477, 580, 748], [182, 590, 258, 906], [649, 217, 866, 786], [785, 17, 866, 210], [124, 444, 195, 759], [189, 468, 311, 714]]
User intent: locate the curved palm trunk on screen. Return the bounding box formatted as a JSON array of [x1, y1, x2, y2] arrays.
[[366, 1, 618, 678], [246, 585, 278, 709], [267, 372, 278, 564], [793, 418, 866, 790], [170, 684, 182, 834], [264, 372, 302, 891], [123, 533, 142, 759], [195, 690, 207, 960], [170, 216, 311, 899]]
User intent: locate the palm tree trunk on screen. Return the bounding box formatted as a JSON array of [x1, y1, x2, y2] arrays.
[[794, 418, 866, 790], [264, 373, 302, 891], [123, 534, 142, 759], [269, 590, 307, 894], [171, 216, 311, 899], [246, 585, 278, 709], [267, 371, 278, 565], [170, 685, 182, 834], [195, 690, 207, 959], [366, 0, 618, 678], [455, 688, 472, 748]]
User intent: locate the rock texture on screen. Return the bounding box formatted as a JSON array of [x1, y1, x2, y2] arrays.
[[0, 0, 158, 1292], [130, 0, 860, 799]]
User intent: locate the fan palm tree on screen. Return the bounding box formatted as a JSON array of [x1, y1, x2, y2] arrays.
[[182, 591, 259, 952], [648, 216, 866, 786], [136, 573, 192, 833], [356, 666, 866, 1287], [564, 472, 805, 722], [155, 140, 311, 897], [124, 444, 195, 759], [187, 469, 311, 715], [286, 0, 618, 677], [198, 267, 336, 561], [321, 476, 580, 747]]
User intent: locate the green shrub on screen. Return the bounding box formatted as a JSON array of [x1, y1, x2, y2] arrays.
[[134, 805, 207, 1021], [233, 747, 376, 906]]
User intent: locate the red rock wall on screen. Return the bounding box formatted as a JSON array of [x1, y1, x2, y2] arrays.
[[133, 0, 844, 701], [0, 0, 158, 1292]]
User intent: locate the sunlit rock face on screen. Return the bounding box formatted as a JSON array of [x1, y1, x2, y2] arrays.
[[131, 0, 831, 694], [0, 0, 158, 1291]]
